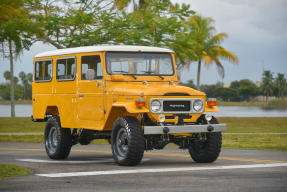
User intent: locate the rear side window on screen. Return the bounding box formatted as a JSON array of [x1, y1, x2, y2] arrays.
[[35, 60, 53, 82], [81, 55, 102, 80], [56, 57, 76, 80]]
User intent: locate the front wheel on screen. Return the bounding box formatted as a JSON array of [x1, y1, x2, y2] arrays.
[[111, 116, 145, 166], [188, 116, 222, 163], [45, 116, 72, 159]]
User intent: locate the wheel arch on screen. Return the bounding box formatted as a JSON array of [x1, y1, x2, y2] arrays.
[[45, 106, 60, 116], [103, 106, 140, 131]]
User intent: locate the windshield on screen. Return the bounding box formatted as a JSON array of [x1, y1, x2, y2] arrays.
[[106, 52, 174, 76]]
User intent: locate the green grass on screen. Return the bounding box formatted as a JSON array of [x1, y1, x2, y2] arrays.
[[0, 135, 44, 142], [1, 117, 287, 151], [0, 118, 45, 133], [262, 99, 287, 110], [0, 164, 32, 179], [219, 117, 287, 133], [222, 135, 287, 151]]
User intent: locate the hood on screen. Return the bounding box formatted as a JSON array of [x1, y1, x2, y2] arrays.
[[108, 82, 205, 96]]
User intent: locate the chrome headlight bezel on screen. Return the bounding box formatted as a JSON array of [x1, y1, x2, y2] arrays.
[[193, 99, 204, 112], [150, 100, 161, 113]]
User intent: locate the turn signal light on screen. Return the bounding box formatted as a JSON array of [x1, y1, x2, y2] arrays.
[[135, 98, 145, 108], [207, 98, 216, 106]]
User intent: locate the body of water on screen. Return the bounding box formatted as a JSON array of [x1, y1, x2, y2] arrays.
[[0, 104, 287, 117]]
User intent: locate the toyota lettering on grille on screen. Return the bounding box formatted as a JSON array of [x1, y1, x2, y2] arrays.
[[169, 104, 185, 108]]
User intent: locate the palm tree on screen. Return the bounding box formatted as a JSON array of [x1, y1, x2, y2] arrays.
[[276, 73, 286, 98], [19, 71, 27, 99], [188, 15, 238, 89], [27, 73, 33, 84], [0, 0, 32, 117], [3, 71, 10, 81], [262, 70, 273, 102]]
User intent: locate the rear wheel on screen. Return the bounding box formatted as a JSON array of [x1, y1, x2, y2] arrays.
[[45, 116, 72, 159], [111, 116, 145, 166], [188, 116, 222, 163]]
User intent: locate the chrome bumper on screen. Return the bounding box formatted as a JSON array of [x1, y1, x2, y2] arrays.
[[144, 124, 227, 135]]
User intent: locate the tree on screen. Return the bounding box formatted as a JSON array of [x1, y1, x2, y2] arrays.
[[199, 84, 220, 98], [0, 0, 33, 117], [230, 80, 240, 89], [26, 0, 196, 69], [3, 71, 10, 81], [235, 79, 259, 101], [261, 70, 274, 102], [19, 71, 27, 99], [215, 87, 238, 101], [188, 15, 238, 89], [275, 73, 286, 98], [182, 79, 196, 89]]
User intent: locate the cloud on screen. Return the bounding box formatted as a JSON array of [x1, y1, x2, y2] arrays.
[[184, 0, 287, 47], [173, 0, 287, 84]]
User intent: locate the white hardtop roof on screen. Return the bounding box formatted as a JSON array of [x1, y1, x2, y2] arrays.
[[35, 45, 174, 58]]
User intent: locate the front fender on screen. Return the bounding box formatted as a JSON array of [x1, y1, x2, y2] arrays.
[[112, 102, 149, 113], [204, 105, 219, 112]]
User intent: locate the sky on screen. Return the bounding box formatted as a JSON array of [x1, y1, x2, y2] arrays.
[[0, 0, 286, 85]]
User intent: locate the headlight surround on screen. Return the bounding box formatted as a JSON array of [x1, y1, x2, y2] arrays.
[[193, 99, 203, 112], [150, 100, 161, 113]]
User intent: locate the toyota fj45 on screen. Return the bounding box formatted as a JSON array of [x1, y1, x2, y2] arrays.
[[32, 45, 226, 166]]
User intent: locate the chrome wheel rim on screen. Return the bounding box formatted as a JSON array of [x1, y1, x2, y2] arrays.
[[46, 126, 58, 153], [115, 128, 129, 157]]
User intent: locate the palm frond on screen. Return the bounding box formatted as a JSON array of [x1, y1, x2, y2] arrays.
[[213, 57, 225, 78], [206, 32, 228, 48], [213, 47, 238, 64], [203, 55, 212, 66]]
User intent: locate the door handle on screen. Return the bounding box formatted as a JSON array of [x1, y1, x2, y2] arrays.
[[79, 94, 84, 98]]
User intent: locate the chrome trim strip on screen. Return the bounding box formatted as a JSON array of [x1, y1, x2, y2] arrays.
[[144, 124, 226, 135]]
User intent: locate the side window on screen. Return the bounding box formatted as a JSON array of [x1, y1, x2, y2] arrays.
[[35, 60, 52, 81], [56, 57, 76, 80], [81, 55, 102, 80]]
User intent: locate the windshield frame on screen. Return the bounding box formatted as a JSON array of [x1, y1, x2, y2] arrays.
[[105, 52, 175, 77]]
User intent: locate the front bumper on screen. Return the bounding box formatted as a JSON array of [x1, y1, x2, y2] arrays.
[[144, 124, 227, 135]]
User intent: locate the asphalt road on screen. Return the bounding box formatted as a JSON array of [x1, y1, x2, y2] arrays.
[[0, 142, 287, 192]]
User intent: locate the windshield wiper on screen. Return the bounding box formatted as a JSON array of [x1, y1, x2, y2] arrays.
[[123, 74, 137, 79], [113, 71, 137, 79], [141, 71, 165, 80]]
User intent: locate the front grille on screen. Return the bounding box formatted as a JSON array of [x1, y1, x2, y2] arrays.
[[163, 101, 191, 112]]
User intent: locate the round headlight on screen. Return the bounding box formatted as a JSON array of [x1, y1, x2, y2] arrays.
[[193, 99, 203, 112], [150, 100, 161, 113]]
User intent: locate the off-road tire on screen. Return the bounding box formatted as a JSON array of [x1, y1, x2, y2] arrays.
[[45, 116, 72, 159], [111, 116, 145, 166], [188, 117, 222, 163]]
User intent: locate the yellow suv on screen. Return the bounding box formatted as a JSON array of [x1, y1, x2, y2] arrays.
[[32, 45, 226, 166]]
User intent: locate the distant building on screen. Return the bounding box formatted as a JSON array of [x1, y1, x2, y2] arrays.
[[256, 81, 262, 87], [223, 84, 230, 88]]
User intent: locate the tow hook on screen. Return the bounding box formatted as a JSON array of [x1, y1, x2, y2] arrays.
[[163, 127, 170, 134], [207, 125, 214, 132]]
